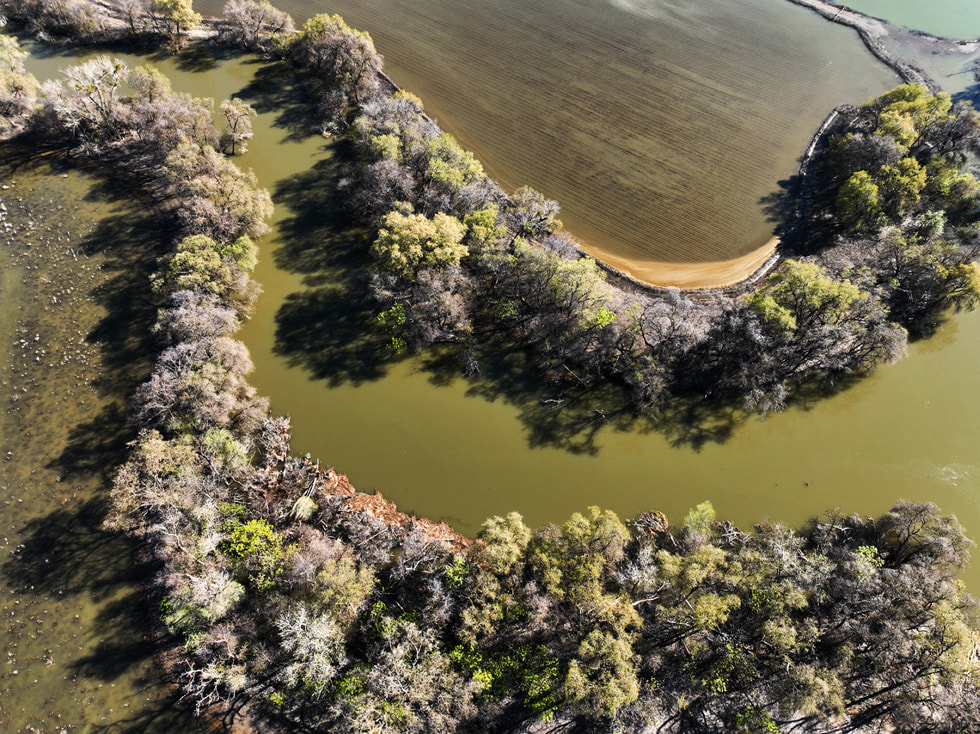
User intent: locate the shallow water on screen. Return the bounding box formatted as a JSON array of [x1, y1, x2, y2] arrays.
[[0, 161, 201, 731], [843, 0, 980, 39]]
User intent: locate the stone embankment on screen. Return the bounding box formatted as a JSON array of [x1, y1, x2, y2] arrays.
[[786, 0, 977, 93]]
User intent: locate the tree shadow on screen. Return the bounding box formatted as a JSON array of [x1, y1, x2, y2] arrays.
[[952, 85, 980, 111], [79, 204, 168, 400], [235, 59, 320, 143], [52, 400, 135, 481], [758, 174, 800, 232], [274, 285, 392, 386], [270, 150, 401, 385], [2, 497, 206, 731], [81, 691, 207, 734], [170, 41, 241, 73]]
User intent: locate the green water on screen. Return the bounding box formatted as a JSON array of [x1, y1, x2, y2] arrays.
[[199, 0, 898, 267], [843, 0, 980, 39], [0, 161, 202, 730]]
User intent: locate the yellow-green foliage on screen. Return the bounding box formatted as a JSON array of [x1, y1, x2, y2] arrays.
[[424, 133, 484, 190], [836, 170, 884, 229], [463, 205, 504, 251], [870, 84, 952, 152], [746, 260, 866, 334], [371, 207, 468, 279], [474, 512, 531, 576], [221, 518, 289, 590]]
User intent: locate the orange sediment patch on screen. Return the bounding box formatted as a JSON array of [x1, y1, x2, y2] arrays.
[[595, 237, 780, 290]]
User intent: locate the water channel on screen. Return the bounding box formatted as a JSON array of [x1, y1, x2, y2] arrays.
[[4, 0, 980, 728]]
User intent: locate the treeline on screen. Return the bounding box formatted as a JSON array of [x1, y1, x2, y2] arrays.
[[3, 3, 980, 732], [275, 15, 980, 416], [827, 84, 980, 334]]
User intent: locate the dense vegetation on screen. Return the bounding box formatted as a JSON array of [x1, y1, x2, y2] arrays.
[[305, 33, 980, 418], [2, 1, 980, 732]]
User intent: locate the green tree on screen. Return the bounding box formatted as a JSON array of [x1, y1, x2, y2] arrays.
[[155, 233, 258, 303], [745, 260, 867, 335], [371, 207, 468, 280], [836, 169, 884, 229], [875, 230, 980, 333], [878, 157, 927, 218], [151, 0, 202, 49]]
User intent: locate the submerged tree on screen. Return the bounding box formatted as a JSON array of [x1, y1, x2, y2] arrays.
[[220, 97, 256, 155]]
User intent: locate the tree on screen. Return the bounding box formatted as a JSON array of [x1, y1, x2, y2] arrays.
[[0, 35, 37, 127], [150, 0, 202, 50], [292, 14, 382, 108], [154, 290, 241, 344], [220, 98, 256, 155], [132, 336, 268, 435], [874, 230, 980, 334], [371, 207, 467, 280], [836, 169, 884, 230], [220, 0, 294, 50], [877, 157, 926, 219], [163, 140, 273, 242], [48, 56, 128, 149], [505, 186, 561, 241]]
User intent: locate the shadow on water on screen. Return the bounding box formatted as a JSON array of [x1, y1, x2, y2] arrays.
[[2, 502, 204, 732], [79, 201, 169, 398], [236, 59, 319, 142], [170, 42, 240, 73], [759, 175, 800, 232], [0, 153, 208, 731], [271, 153, 395, 386]]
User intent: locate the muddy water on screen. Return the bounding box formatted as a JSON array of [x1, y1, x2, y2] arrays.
[[197, 0, 898, 273], [0, 161, 202, 730]]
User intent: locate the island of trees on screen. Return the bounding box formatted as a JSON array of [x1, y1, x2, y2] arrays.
[[0, 0, 979, 731]]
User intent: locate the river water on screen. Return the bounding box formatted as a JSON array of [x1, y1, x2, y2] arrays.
[[4, 0, 980, 728]]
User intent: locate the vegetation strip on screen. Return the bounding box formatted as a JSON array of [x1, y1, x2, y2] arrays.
[[2, 1, 980, 731]]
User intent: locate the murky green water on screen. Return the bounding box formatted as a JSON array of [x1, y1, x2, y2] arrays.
[[0, 161, 202, 731], [198, 0, 898, 267], [843, 0, 980, 39]]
